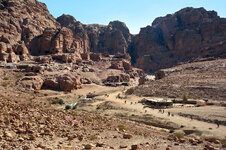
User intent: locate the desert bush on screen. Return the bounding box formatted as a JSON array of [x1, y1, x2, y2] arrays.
[[183, 93, 188, 102], [88, 135, 97, 141], [15, 73, 23, 78], [125, 88, 134, 95], [72, 112, 77, 117], [65, 105, 71, 110], [3, 77, 9, 80], [169, 129, 174, 133], [174, 131, 185, 139], [222, 139, 226, 147], [86, 117, 92, 122], [96, 105, 101, 110], [118, 124, 125, 131], [72, 105, 77, 110], [1, 81, 10, 87], [160, 129, 167, 132], [51, 97, 64, 105]]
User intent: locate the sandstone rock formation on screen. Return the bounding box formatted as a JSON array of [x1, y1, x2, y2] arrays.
[[0, 0, 59, 62], [19, 76, 44, 90], [42, 74, 82, 92], [129, 7, 226, 72], [1, 0, 226, 75], [85, 21, 132, 55]]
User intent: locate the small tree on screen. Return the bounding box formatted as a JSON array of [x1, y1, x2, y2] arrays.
[[65, 105, 71, 110], [183, 93, 188, 103]]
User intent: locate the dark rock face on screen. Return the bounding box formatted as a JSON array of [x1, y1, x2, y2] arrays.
[[129, 7, 226, 72], [85, 20, 132, 55]]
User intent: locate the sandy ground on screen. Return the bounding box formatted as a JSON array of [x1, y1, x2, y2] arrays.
[[73, 84, 226, 139]]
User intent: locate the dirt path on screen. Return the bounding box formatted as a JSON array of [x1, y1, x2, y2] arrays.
[[39, 84, 226, 138], [101, 91, 226, 139]]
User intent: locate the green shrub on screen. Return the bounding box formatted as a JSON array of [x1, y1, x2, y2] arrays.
[[169, 129, 174, 133], [160, 129, 167, 132], [86, 117, 92, 122], [174, 131, 185, 139], [3, 77, 9, 80], [72, 105, 77, 110], [72, 112, 77, 117], [15, 74, 23, 78], [96, 105, 101, 110], [118, 124, 125, 131], [183, 93, 188, 102], [65, 105, 71, 110], [88, 135, 97, 141], [51, 97, 64, 105], [1, 81, 10, 87], [222, 139, 226, 148]]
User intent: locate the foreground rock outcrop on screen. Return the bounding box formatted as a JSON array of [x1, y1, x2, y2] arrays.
[[129, 7, 226, 72]]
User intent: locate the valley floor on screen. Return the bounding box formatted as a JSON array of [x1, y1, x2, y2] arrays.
[[0, 61, 226, 149]]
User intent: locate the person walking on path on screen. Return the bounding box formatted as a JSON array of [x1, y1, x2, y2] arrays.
[[215, 120, 220, 128]]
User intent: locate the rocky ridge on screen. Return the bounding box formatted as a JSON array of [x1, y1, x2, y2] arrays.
[[129, 7, 226, 72], [0, 0, 226, 73]]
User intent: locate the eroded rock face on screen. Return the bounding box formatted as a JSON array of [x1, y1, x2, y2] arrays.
[[0, 1, 90, 61], [0, 0, 60, 61], [56, 14, 90, 53], [110, 60, 133, 71], [30, 27, 88, 55], [129, 7, 226, 72], [0, 0, 59, 44], [85, 21, 132, 55], [104, 74, 130, 83]]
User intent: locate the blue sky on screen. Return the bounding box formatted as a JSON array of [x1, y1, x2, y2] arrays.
[[39, 0, 226, 34]]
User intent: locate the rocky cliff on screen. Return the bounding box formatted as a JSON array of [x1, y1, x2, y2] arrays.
[[0, 1, 225, 73], [129, 7, 226, 72], [0, 0, 131, 62], [85, 21, 131, 54], [0, 0, 60, 61]]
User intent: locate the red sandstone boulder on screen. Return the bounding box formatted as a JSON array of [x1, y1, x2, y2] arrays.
[[105, 75, 121, 83], [19, 76, 44, 90], [122, 61, 133, 71], [0, 51, 8, 61], [120, 74, 130, 82], [57, 74, 81, 92], [104, 74, 130, 83], [81, 52, 90, 60], [42, 78, 59, 90], [35, 56, 52, 64], [42, 74, 82, 92], [0, 42, 7, 53], [80, 78, 92, 84], [110, 61, 123, 70], [90, 53, 102, 61]]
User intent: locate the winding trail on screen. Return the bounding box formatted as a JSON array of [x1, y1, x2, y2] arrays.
[[100, 91, 226, 138]]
